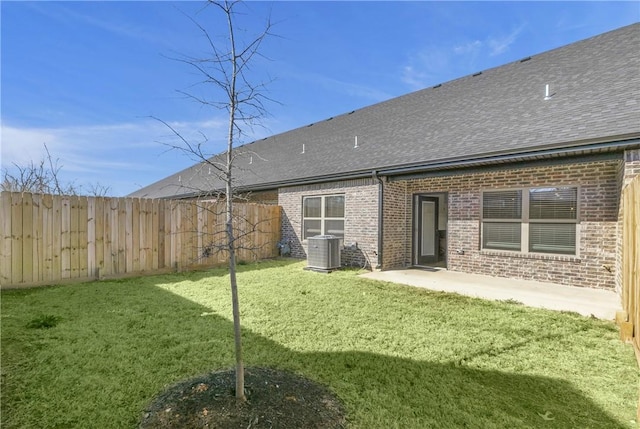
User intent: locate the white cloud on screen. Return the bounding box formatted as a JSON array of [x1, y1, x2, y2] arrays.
[[401, 46, 454, 90], [488, 24, 525, 56], [454, 40, 483, 55], [0, 117, 232, 196], [4, 122, 145, 171], [401, 65, 431, 90], [331, 79, 392, 102], [400, 24, 527, 90], [0, 127, 58, 168], [292, 71, 393, 103]]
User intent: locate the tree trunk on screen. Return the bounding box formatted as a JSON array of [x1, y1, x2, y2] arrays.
[[226, 198, 245, 400], [226, 12, 245, 395]]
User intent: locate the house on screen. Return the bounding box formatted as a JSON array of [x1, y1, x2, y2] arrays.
[[130, 23, 640, 292]]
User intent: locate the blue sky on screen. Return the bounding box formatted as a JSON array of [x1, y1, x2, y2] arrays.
[[2, 1, 638, 196]]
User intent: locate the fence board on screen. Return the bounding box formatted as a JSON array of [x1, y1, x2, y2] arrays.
[[1, 191, 12, 285], [620, 175, 640, 422], [217, 205, 228, 264], [77, 196, 88, 279], [189, 201, 198, 265], [87, 197, 96, 278], [160, 199, 169, 269], [60, 196, 71, 279], [42, 194, 54, 282], [0, 192, 281, 287], [10, 193, 23, 284], [144, 198, 153, 271], [622, 177, 640, 353], [152, 199, 159, 271], [117, 198, 127, 273], [184, 200, 193, 266], [52, 195, 62, 281], [140, 199, 148, 270], [197, 203, 205, 264], [168, 201, 177, 270], [131, 198, 140, 272], [95, 197, 105, 276], [32, 193, 42, 282], [636, 184, 639, 356], [69, 196, 80, 278], [105, 198, 119, 275], [175, 201, 183, 269], [104, 198, 115, 276], [21, 193, 34, 283]]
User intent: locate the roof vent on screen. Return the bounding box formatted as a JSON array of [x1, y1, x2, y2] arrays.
[[301, 144, 305, 154], [544, 84, 554, 101], [520, 56, 532, 63], [348, 110, 355, 115], [432, 83, 442, 89], [326, 117, 333, 121], [473, 72, 482, 77], [354, 136, 359, 149]]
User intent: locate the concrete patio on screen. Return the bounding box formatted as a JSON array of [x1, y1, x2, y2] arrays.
[[360, 268, 622, 320]]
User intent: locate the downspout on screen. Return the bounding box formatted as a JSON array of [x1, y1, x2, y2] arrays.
[[372, 170, 384, 270]]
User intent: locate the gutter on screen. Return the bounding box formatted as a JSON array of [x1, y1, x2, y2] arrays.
[[372, 170, 384, 270], [237, 137, 640, 192], [376, 137, 640, 177]]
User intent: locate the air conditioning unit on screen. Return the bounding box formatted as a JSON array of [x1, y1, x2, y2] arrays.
[[306, 235, 341, 272]]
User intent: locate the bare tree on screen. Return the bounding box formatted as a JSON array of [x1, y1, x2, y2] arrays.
[[159, 0, 275, 401], [1, 143, 110, 196]]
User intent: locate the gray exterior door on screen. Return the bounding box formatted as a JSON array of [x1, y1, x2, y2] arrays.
[[416, 196, 439, 265]]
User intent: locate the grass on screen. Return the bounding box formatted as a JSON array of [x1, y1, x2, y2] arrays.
[[1, 259, 638, 428]]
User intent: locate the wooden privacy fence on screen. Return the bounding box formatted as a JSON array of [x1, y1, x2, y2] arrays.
[[0, 192, 281, 288], [621, 175, 640, 360]]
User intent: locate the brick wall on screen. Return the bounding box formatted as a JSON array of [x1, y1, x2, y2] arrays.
[[278, 178, 380, 268], [382, 159, 624, 289], [622, 149, 640, 185], [380, 180, 409, 268]]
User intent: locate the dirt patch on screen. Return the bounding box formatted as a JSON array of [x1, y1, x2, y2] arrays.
[[139, 367, 346, 428]]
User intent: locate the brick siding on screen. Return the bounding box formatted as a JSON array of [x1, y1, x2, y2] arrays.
[[275, 153, 639, 290], [383, 158, 626, 289], [278, 179, 380, 269]]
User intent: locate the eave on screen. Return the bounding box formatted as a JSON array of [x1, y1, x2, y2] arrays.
[[238, 135, 640, 192]]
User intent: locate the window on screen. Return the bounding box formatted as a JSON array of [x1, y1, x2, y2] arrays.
[[482, 187, 578, 255], [528, 187, 577, 254], [482, 190, 522, 251], [302, 195, 344, 240]]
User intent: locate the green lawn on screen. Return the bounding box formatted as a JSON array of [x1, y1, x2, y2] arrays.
[[1, 259, 638, 428]]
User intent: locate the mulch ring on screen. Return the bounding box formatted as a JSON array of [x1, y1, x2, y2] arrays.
[[139, 367, 347, 428]]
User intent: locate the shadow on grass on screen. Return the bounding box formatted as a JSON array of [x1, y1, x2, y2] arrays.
[[245, 338, 626, 428], [0, 270, 628, 429]]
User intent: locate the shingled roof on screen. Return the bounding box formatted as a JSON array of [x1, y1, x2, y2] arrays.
[[130, 23, 640, 199]]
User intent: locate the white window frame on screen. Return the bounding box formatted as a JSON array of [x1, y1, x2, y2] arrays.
[[481, 186, 580, 256], [302, 194, 345, 240]]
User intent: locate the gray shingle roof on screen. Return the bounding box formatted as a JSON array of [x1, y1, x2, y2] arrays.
[[131, 23, 640, 199]]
